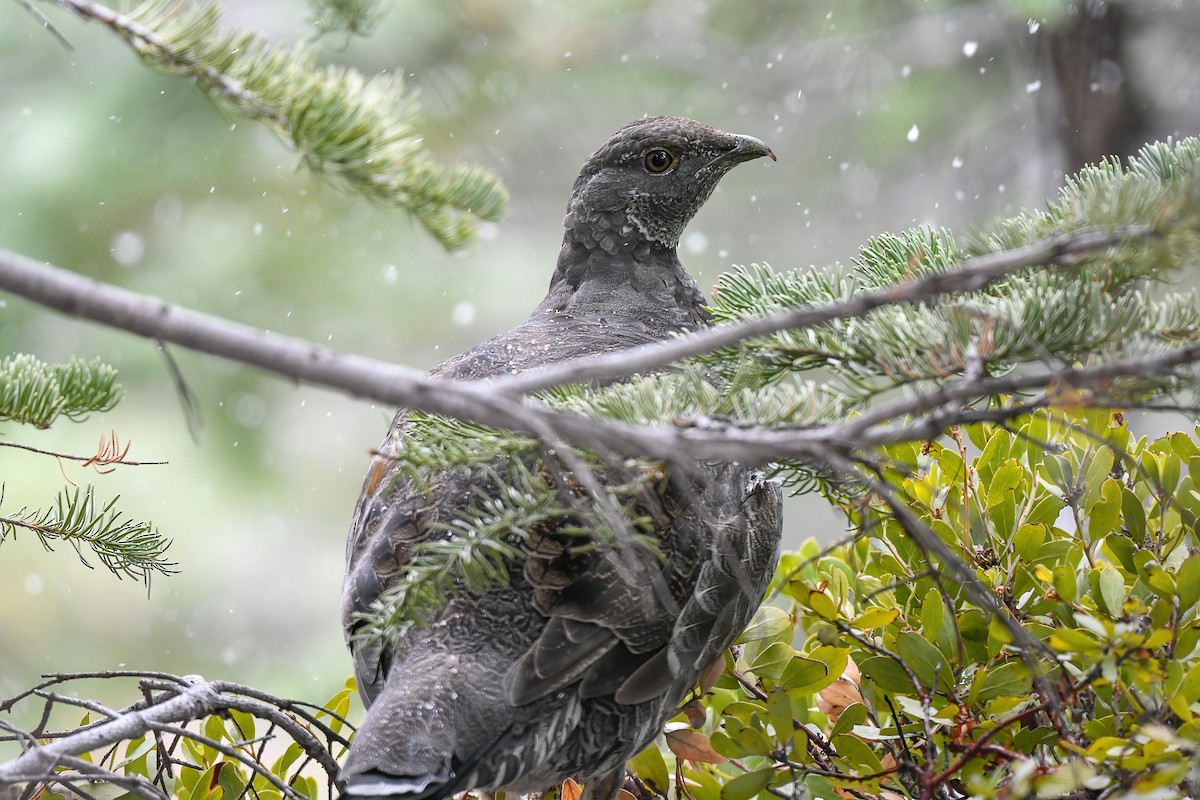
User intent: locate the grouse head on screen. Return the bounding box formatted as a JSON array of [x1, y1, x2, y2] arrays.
[[562, 116, 775, 258]]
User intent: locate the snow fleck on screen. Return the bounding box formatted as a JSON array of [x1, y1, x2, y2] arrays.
[[253, 222, 263, 235], [452, 301, 476, 327], [684, 231, 708, 255], [901, 64, 912, 78], [906, 124, 920, 143], [1026, 80, 1042, 93], [717, 249, 729, 260], [962, 41, 978, 57], [383, 264, 399, 284], [110, 231, 145, 267], [21, 107, 31, 117], [951, 156, 964, 169], [24, 573, 43, 595], [1028, 19, 1041, 34]]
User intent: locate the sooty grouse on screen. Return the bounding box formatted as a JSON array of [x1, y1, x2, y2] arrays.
[[340, 116, 782, 800]]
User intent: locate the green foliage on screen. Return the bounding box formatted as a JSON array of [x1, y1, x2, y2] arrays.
[[309, 0, 384, 37], [99, 0, 507, 250], [0, 484, 175, 584], [0, 353, 122, 428], [360, 412, 669, 638], [638, 410, 1200, 800], [358, 137, 1200, 640], [344, 138, 1200, 798], [705, 138, 1200, 405], [0, 353, 171, 586]]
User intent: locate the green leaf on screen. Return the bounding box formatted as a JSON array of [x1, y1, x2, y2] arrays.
[[1034, 763, 1098, 797], [1178, 554, 1200, 611], [780, 656, 831, 694], [721, 768, 774, 800], [920, 587, 944, 645], [627, 743, 669, 794], [895, 631, 954, 692], [986, 459, 1024, 509], [831, 733, 884, 773], [749, 642, 796, 680], [1011, 523, 1046, 561], [1053, 566, 1078, 604], [858, 655, 919, 694], [828, 702, 868, 739], [1121, 487, 1147, 540], [1048, 626, 1103, 654], [1088, 478, 1122, 538], [1138, 560, 1176, 600], [804, 588, 840, 620], [1178, 662, 1200, 704], [766, 688, 794, 742], [1103, 534, 1137, 574], [737, 605, 793, 644], [852, 606, 899, 630], [1082, 447, 1115, 508], [1097, 566, 1127, 617], [973, 662, 1032, 703]]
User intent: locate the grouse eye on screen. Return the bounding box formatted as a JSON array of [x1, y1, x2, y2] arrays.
[[643, 149, 676, 174]]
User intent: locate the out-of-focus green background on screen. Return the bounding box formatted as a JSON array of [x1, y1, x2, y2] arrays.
[[1, 0, 1197, 722]]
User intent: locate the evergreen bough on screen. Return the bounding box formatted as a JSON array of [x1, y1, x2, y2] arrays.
[[0, 353, 173, 585]]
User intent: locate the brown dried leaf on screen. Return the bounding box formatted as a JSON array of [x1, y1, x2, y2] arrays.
[[561, 778, 582, 800], [665, 729, 728, 764], [681, 699, 707, 728], [842, 654, 861, 685], [616, 790, 639, 800], [698, 653, 725, 694]]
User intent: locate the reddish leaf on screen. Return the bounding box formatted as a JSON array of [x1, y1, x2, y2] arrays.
[[698, 653, 726, 694], [666, 728, 729, 764], [681, 699, 707, 728]]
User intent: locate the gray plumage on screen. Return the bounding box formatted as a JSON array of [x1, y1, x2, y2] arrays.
[[340, 116, 782, 800]]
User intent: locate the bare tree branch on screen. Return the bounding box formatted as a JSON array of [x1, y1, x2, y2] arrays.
[[0, 224, 1170, 474], [489, 225, 1153, 395], [0, 672, 347, 800]]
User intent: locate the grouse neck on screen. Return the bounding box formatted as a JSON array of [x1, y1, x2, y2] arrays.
[[538, 238, 711, 331]]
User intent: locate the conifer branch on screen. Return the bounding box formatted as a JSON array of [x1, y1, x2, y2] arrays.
[[42, 0, 507, 250], [493, 224, 1153, 396], [0, 353, 123, 429], [0, 485, 175, 584], [309, 0, 383, 37]]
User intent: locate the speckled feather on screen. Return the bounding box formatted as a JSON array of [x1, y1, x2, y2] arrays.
[[340, 117, 781, 800]]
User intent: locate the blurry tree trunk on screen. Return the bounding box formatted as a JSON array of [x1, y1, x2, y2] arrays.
[[1045, 1, 1147, 173]]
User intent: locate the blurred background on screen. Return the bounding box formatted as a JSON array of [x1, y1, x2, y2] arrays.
[[1, 0, 1198, 730]]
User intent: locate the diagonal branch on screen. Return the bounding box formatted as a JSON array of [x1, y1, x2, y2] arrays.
[[0, 224, 1175, 471], [484, 225, 1153, 395]]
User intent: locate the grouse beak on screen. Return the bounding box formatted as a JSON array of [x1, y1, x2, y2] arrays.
[[725, 134, 776, 165]]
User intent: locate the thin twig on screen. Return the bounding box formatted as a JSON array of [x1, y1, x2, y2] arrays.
[[0, 438, 166, 467]]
